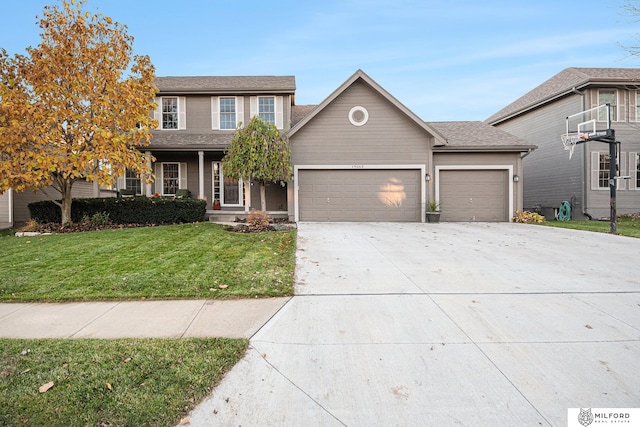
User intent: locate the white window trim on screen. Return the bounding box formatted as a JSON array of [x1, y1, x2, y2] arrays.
[[212, 161, 243, 207], [212, 96, 244, 130], [590, 151, 623, 191], [154, 96, 186, 130], [630, 152, 639, 190], [595, 89, 620, 123], [250, 95, 283, 129], [117, 170, 143, 195], [155, 162, 187, 196]]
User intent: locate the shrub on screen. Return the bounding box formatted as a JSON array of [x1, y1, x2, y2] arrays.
[[246, 209, 272, 232], [28, 197, 206, 225], [512, 210, 545, 223]]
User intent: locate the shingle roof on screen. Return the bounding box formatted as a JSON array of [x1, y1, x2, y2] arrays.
[[291, 105, 317, 126], [155, 76, 296, 94], [486, 68, 640, 125], [149, 132, 233, 150], [427, 121, 536, 151]]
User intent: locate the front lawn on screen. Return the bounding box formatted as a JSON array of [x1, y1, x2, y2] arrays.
[[540, 216, 640, 238], [0, 223, 296, 302], [0, 338, 248, 426]]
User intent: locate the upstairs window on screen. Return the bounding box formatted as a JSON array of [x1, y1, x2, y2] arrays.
[[154, 97, 186, 130], [598, 90, 617, 122], [162, 97, 178, 129], [258, 96, 275, 125], [219, 97, 237, 130]]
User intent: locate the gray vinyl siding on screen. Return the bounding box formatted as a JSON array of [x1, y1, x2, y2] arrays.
[[0, 191, 10, 227], [291, 80, 432, 166], [496, 95, 584, 217]]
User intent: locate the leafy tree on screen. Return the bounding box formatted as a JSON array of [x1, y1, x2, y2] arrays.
[[0, 0, 157, 224], [223, 116, 292, 212]]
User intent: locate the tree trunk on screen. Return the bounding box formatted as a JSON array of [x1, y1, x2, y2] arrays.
[[60, 188, 73, 224], [260, 180, 267, 212]]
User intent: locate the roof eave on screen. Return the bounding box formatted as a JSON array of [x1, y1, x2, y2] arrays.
[[433, 145, 538, 153]]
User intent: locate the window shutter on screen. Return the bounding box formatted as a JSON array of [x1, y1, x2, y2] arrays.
[[590, 152, 600, 190], [211, 97, 220, 130], [236, 96, 244, 128], [631, 91, 638, 122], [617, 91, 625, 122], [179, 163, 188, 189], [117, 175, 125, 190], [618, 151, 627, 190], [178, 97, 187, 130], [630, 153, 638, 190], [591, 90, 599, 121], [250, 96, 257, 118], [154, 163, 161, 194], [153, 97, 161, 129], [276, 96, 284, 129]]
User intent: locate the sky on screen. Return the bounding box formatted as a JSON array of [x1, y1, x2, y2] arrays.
[[0, 0, 638, 121]]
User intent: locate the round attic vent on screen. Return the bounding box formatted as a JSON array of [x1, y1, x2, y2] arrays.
[[349, 106, 369, 126]]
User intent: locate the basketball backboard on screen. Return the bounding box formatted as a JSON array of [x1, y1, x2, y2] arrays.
[[562, 104, 613, 158]]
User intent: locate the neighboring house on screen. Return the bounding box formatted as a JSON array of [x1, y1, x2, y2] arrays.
[[119, 76, 296, 219], [0, 190, 12, 229], [486, 67, 640, 219], [288, 70, 536, 222]]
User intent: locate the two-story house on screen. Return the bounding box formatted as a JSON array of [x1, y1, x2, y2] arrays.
[[124, 76, 296, 219], [486, 68, 640, 219], [3, 69, 536, 227]]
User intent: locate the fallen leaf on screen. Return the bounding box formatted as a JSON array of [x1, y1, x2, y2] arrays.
[[39, 381, 54, 393], [106, 382, 112, 391], [218, 284, 228, 289], [20, 369, 31, 375], [62, 363, 68, 368], [122, 357, 131, 363], [262, 353, 267, 358], [179, 417, 190, 425], [20, 349, 31, 356], [585, 324, 593, 329]]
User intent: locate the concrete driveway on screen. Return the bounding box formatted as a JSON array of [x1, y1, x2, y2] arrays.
[[185, 222, 640, 427]]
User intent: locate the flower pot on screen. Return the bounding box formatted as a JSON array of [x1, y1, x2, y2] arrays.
[[426, 212, 441, 223]]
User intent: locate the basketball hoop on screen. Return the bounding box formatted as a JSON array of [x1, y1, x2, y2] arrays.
[[561, 132, 589, 159]]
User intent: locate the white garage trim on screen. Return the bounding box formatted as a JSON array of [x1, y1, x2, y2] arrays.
[[434, 165, 514, 222], [294, 164, 426, 222]]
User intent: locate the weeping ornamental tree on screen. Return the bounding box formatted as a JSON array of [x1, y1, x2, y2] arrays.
[[0, 0, 157, 224], [223, 116, 292, 212]]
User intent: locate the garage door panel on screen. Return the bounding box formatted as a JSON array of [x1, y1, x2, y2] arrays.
[[299, 170, 421, 222], [439, 170, 507, 222]]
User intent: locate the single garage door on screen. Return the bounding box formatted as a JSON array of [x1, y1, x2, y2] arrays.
[[298, 169, 421, 222], [439, 169, 508, 222]]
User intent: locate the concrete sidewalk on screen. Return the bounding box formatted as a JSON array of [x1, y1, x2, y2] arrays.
[[0, 298, 290, 339]]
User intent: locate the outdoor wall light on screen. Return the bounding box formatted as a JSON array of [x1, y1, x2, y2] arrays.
[[513, 175, 520, 182], [425, 173, 431, 182]]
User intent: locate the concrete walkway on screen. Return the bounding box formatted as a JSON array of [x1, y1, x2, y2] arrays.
[[0, 298, 290, 339], [184, 222, 640, 427]]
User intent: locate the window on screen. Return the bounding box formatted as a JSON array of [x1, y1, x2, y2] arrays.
[[162, 163, 179, 195], [598, 90, 617, 121], [595, 152, 610, 189], [636, 93, 640, 122], [258, 96, 275, 125], [154, 97, 186, 130], [633, 152, 640, 190], [162, 98, 178, 129], [219, 97, 237, 130], [212, 162, 243, 206], [125, 169, 142, 195]]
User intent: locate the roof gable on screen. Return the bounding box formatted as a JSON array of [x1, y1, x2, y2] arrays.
[[486, 67, 640, 125], [288, 69, 447, 145]]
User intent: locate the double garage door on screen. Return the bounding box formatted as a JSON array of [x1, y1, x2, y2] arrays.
[[298, 169, 421, 222], [297, 168, 509, 222]]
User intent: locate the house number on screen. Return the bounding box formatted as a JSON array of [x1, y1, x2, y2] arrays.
[[352, 165, 364, 169]]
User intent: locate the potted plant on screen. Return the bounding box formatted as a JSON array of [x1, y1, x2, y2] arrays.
[[426, 199, 441, 223]]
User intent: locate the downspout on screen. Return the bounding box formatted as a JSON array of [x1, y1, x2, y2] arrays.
[[571, 87, 591, 220]]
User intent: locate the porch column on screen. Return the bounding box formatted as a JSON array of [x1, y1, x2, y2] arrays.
[[145, 151, 152, 197], [198, 151, 205, 200]]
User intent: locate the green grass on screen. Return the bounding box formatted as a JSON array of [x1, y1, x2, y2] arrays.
[[0, 338, 248, 426], [539, 216, 640, 238], [0, 223, 296, 302]]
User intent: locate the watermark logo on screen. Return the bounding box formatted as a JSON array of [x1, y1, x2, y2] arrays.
[[568, 408, 639, 426], [578, 408, 593, 426]]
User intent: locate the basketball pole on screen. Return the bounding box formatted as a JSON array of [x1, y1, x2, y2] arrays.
[[608, 129, 617, 234]]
